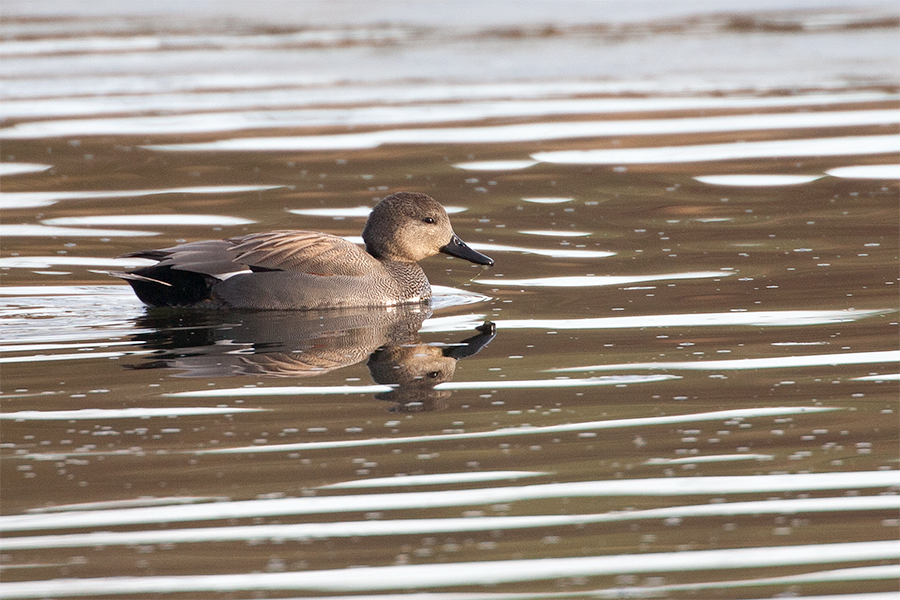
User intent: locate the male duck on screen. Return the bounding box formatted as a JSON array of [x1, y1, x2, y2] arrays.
[[115, 192, 493, 310]]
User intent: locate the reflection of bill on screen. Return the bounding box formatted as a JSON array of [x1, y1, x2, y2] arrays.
[[127, 307, 494, 411], [368, 322, 495, 412]]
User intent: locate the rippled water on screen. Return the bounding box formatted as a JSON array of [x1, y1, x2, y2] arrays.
[[1, 2, 898, 598]]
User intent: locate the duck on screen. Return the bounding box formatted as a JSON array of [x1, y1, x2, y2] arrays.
[[113, 192, 493, 310]]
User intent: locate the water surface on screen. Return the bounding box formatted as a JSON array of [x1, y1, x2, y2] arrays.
[[1, 2, 898, 598]]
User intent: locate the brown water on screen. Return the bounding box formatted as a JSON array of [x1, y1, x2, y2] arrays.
[[1, 2, 899, 598]]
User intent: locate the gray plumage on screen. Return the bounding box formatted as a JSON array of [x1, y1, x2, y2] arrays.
[[113, 192, 493, 310]]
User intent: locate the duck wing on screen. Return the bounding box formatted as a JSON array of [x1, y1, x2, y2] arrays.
[[227, 230, 378, 276], [121, 240, 244, 279]]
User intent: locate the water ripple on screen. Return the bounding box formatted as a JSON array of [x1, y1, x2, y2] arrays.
[[4, 93, 895, 136], [0, 185, 280, 209], [183, 407, 835, 454], [533, 134, 900, 164], [144, 111, 900, 153], [0, 407, 263, 420], [0, 541, 895, 596], [0, 162, 52, 176], [2, 495, 895, 551], [552, 349, 900, 372], [476, 271, 727, 287], [2, 467, 894, 532]]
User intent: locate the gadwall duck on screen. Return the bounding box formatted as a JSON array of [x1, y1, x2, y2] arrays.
[[114, 192, 493, 310]]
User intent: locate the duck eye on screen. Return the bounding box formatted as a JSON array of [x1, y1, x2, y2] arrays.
[[422, 217, 435, 224], [427, 371, 441, 378]]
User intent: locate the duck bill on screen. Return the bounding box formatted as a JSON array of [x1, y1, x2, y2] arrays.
[[440, 235, 494, 266]]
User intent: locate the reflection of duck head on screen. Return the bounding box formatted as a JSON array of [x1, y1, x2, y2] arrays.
[[368, 322, 495, 412], [367, 344, 457, 411]]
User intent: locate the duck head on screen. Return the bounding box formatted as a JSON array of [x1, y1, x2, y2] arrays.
[[362, 192, 494, 266]]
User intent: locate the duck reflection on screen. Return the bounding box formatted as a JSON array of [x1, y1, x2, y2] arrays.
[[367, 323, 494, 412], [129, 306, 495, 411]]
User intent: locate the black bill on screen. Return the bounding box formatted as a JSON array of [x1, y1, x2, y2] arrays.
[[440, 234, 494, 266]]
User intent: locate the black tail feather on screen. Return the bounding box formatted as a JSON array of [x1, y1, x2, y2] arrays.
[[116, 266, 217, 307]]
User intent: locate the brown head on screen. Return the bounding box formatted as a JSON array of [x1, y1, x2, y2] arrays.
[[362, 192, 493, 265]]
